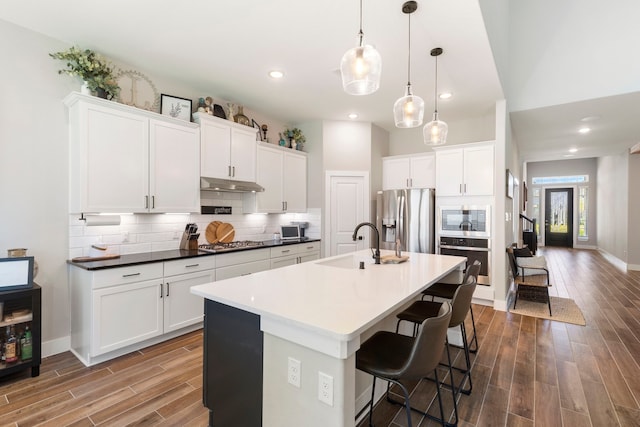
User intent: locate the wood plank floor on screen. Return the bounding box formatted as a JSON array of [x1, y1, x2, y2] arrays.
[[0, 247, 638, 426], [358, 247, 640, 427]]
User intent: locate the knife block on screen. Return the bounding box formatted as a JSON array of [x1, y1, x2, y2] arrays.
[[179, 232, 190, 250]]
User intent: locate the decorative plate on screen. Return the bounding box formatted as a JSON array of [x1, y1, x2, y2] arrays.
[[114, 69, 160, 112]]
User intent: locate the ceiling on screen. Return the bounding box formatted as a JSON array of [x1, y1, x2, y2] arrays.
[[2, 0, 638, 163]]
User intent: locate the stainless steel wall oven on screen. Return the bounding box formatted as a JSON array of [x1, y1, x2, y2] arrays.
[[438, 205, 490, 238], [438, 236, 491, 285]]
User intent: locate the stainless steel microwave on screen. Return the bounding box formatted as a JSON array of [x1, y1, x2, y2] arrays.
[[438, 205, 491, 237]]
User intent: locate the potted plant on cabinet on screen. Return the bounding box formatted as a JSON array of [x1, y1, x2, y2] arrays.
[[283, 127, 306, 150], [50, 46, 120, 100]]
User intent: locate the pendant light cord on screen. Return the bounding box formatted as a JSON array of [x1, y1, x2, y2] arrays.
[[434, 54, 438, 113], [358, 0, 364, 47], [407, 12, 412, 86]]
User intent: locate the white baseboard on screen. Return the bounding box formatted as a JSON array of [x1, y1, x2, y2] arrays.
[[628, 263, 640, 271], [493, 299, 508, 312], [598, 248, 628, 271], [42, 335, 71, 357]]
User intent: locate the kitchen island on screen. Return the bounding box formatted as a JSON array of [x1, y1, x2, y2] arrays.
[[191, 249, 465, 427]]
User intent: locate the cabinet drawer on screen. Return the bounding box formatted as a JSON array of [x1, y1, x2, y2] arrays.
[[92, 263, 163, 289], [297, 241, 320, 254], [270, 246, 299, 258], [216, 260, 271, 281], [215, 248, 270, 268], [164, 256, 216, 277]]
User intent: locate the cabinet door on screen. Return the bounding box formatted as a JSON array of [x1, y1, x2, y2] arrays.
[[230, 127, 258, 182], [382, 158, 410, 190], [410, 155, 435, 188], [164, 270, 213, 333], [81, 103, 149, 212], [255, 145, 284, 212], [200, 119, 232, 179], [215, 259, 271, 280], [298, 252, 320, 264], [463, 145, 494, 196], [435, 149, 464, 196], [149, 119, 200, 213], [92, 280, 163, 356], [270, 255, 299, 269], [283, 152, 307, 212]]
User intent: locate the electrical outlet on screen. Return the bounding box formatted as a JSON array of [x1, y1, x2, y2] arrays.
[[288, 357, 301, 388], [122, 231, 130, 243], [318, 372, 333, 406]]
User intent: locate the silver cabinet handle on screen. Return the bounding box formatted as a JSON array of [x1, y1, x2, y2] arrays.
[[464, 183, 467, 193], [166, 282, 170, 297], [232, 166, 236, 177], [459, 184, 462, 194], [152, 195, 155, 209], [282, 249, 290, 253], [122, 272, 141, 278], [228, 165, 232, 177], [145, 195, 149, 209], [185, 263, 199, 268], [241, 272, 252, 276], [160, 283, 163, 298]]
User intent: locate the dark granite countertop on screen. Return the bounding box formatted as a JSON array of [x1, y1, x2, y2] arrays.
[[67, 238, 320, 271]]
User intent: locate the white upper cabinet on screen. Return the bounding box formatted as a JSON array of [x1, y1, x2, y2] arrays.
[[65, 92, 200, 214], [194, 112, 258, 183], [244, 143, 307, 213], [435, 143, 494, 197], [382, 154, 435, 190]]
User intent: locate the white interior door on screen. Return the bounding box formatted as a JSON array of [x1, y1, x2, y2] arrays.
[[325, 172, 369, 257]]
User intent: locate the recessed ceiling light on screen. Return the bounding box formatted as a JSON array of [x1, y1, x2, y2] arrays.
[[580, 115, 600, 122], [578, 127, 591, 134], [268, 70, 284, 79], [348, 113, 358, 119], [439, 92, 452, 99], [569, 147, 578, 153]]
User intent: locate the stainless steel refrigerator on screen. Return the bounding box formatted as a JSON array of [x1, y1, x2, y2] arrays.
[[376, 188, 436, 253]]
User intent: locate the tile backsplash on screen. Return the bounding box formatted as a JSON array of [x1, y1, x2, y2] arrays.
[[68, 192, 320, 259]]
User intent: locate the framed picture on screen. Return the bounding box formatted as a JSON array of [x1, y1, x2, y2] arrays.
[[160, 94, 192, 122], [506, 169, 514, 199], [252, 119, 263, 141]]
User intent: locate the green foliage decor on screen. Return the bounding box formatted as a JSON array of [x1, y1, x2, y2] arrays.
[[50, 46, 120, 99], [284, 127, 306, 144]]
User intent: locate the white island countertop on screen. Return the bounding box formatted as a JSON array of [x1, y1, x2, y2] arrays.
[[192, 249, 465, 359]]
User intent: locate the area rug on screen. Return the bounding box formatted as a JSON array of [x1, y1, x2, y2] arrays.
[[510, 296, 586, 326]]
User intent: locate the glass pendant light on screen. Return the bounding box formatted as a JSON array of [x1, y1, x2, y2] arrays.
[[393, 1, 424, 128], [423, 47, 448, 145], [340, 0, 382, 95]]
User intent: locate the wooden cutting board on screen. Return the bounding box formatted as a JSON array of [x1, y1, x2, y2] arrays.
[[216, 223, 235, 243], [205, 221, 222, 243]]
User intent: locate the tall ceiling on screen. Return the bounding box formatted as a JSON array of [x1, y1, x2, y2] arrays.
[[2, 0, 639, 163]]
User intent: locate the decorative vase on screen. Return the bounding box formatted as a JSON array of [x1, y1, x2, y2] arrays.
[[279, 133, 286, 147], [291, 139, 297, 150], [95, 87, 108, 99], [80, 81, 91, 95], [234, 105, 250, 126], [226, 103, 236, 122]]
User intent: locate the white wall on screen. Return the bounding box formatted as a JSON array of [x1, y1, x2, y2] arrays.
[[628, 154, 640, 268], [597, 153, 629, 262], [387, 112, 496, 156], [322, 121, 371, 172], [508, 0, 640, 112]]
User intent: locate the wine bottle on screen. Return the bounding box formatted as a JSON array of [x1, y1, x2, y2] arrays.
[[5, 326, 17, 364], [21, 326, 32, 361]]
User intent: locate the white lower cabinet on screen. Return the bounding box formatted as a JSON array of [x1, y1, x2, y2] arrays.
[[70, 257, 215, 366], [92, 279, 163, 356], [270, 242, 321, 269], [215, 248, 271, 280]]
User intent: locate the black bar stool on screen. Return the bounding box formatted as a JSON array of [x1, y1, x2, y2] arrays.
[[420, 260, 481, 353], [356, 302, 452, 427], [396, 275, 477, 400]]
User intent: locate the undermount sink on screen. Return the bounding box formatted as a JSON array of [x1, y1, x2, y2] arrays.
[[316, 254, 375, 269]]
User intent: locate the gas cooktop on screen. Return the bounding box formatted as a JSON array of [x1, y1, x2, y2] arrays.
[[198, 240, 264, 253]]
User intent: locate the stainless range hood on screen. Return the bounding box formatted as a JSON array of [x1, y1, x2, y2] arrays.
[[200, 177, 264, 193]]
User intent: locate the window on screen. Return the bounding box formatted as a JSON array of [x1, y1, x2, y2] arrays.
[[578, 186, 588, 240], [532, 188, 540, 237], [531, 175, 588, 185]]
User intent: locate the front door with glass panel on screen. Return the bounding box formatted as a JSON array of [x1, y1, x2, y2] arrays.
[[544, 188, 573, 247]]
